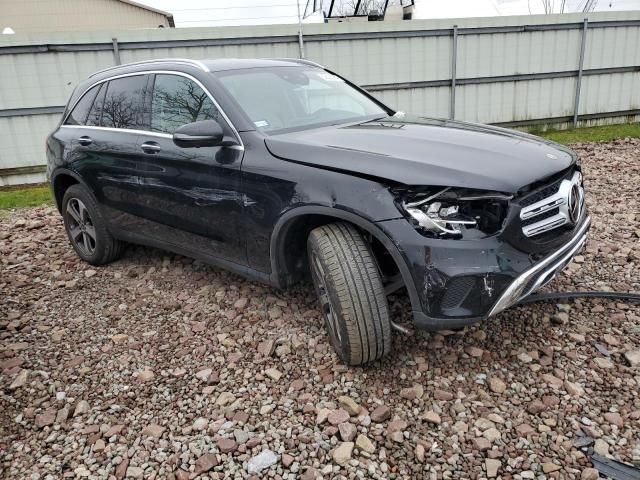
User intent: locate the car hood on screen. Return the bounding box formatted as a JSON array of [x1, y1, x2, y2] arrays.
[[264, 116, 577, 193]]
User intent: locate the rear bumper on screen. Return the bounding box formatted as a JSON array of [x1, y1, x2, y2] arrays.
[[377, 214, 591, 331]]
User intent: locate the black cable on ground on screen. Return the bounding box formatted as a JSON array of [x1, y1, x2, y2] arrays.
[[517, 291, 640, 306]]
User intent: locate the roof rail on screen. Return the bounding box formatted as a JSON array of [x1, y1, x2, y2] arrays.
[[89, 58, 209, 78], [268, 58, 325, 69]]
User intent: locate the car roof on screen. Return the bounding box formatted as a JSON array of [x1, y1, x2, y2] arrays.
[[88, 57, 322, 80]]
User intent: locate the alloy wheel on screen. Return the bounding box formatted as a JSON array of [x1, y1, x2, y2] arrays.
[[66, 198, 96, 256], [310, 251, 342, 347]]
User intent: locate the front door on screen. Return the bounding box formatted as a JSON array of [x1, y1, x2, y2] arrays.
[[133, 72, 246, 264]]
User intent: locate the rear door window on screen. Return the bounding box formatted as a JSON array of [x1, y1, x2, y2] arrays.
[[65, 84, 102, 126], [150, 74, 222, 134], [101, 75, 149, 130]]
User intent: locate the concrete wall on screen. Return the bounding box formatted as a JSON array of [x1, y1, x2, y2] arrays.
[[1, 11, 639, 185]]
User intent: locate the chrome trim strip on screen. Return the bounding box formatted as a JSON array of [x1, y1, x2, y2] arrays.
[[487, 215, 591, 317], [62, 70, 243, 148], [60, 125, 172, 138], [90, 58, 209, 78]]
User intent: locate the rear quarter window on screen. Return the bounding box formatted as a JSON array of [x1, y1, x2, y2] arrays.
[[64, 84, 101, 126]]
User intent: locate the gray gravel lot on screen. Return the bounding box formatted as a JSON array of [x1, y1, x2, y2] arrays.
[[1, 139, 639, 480]]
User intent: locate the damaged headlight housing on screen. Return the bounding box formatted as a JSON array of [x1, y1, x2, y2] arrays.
[[394, 186, 512, 239]]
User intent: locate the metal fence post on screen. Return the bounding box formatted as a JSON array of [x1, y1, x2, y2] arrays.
[[296, 0, 305, 59], [112, 37, 121, 65], [573, 18, 588, 127], [450, 25, 458, 120]]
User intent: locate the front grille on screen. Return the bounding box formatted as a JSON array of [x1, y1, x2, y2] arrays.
[[519, 170, 584, 238], [441, 277, 475, 309], [521, 207, 560, 227]]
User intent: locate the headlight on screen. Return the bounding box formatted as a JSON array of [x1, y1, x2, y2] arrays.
[[394, 187, 512, 238]]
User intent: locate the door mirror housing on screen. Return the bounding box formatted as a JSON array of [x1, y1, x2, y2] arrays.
[[173, 119, 233, 148]]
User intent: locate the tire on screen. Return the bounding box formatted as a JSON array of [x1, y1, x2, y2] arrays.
[[307, 222, 392, 365], [62, 184, 125, 265]]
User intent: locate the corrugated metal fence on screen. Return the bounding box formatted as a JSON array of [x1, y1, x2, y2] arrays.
[[1, 11, 639, 185]]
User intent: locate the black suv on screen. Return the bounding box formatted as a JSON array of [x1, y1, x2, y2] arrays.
[[47, 58, 590, 365]]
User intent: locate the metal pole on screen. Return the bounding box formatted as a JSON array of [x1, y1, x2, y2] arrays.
[[112, 37, 121, 65], [296, 0, 305, 59], [450, 25, 458, 120], [573, 18, 588, 127]]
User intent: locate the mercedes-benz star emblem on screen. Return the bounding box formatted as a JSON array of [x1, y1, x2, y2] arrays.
[[567, 183, 582, 223]]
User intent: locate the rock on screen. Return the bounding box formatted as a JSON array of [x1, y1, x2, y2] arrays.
[[527, 400, 546, 414], [415, 443, 425, 462], [136, 369, 154, 382], [473, 437, 492, 451], [301, 467, 319, 480], [264, 368, 282, 381], [257, 340, 275, 356], [434, 389, 454, 401], [625, 350, 640, 367], [542, 373, 564, 388], [74, 400, 90, 416], [400, 384, 424, 400], [552, 312, 569, 324], [215, 391, 236, 406], [217, 438, 238, 453], [594, 357, 614, 369], [195, 453, 218, 475], [604, 412, 623, 428], [483, 427, 501, 442], [141, 424, 165, 438], [328, 409, 350, 425], [338, 395, 361, 415], [85, 269, 97, 278], [564, 380, 585, 396], [195, 368, 212, 381], [594, 438, 609, 455], [542, 462, 562, 473], [316, 408, 331, 425], [487, 376, 506, 394], [332, 442, 354, 465], [423, 411, 441, 425], [355, 434, 375, 454], [125, 466, 144, 478], [518, 352, 533, 363], [486, 459, 501, 478], [105, 424, 125, 437], [370, 405, 391, 423], [247, 449, 279, 474], [93, 439, 106, 452], [465, 346, 484, 357], [193, 417, 208, 431], [115, 458, 128, 479], [110, 334, 129, 344], [581, 468, 600, 480], [338, 422, 357, 441], [35, 410, 56, 428], [9, 369, 28, 389], [281, 453, 294, 468]]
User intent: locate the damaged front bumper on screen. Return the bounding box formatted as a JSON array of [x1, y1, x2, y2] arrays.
[[377, 214, 591, 331]]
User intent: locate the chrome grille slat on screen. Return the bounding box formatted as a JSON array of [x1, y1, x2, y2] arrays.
[[520, 171, 584, 237]]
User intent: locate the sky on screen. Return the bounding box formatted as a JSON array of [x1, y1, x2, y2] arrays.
[[134, 0, 640, 27]]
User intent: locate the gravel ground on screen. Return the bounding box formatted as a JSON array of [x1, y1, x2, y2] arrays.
[[1, 139, 639, 480]]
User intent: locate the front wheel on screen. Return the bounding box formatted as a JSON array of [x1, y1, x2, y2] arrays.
[[307, 222, 392, 365]]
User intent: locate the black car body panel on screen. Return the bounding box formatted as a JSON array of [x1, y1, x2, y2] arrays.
[[47, 58, 590, 331], [265, 116, 577, 193]]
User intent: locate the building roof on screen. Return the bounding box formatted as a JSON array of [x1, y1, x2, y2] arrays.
[[116, 0, 175, 27]]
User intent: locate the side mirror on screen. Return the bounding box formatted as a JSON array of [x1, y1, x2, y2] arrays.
[[173, 120, 226, 148]]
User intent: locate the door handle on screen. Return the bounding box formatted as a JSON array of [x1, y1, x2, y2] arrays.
[[77, 136, 92, 146], [141, 142, 161, 154]]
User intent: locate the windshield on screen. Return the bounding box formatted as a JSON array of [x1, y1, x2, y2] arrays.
[[215, 66, 388, 133]]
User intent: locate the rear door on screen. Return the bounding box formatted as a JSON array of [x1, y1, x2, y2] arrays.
[[61, 74, 150, 229], [132, 72, 246, 264]]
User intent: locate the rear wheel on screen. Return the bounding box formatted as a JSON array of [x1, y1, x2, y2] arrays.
[[307, 222, 392, 365], [62, 184, 125, 265]]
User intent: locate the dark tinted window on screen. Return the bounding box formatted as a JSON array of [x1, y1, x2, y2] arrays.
[[86, 83, 105, 127], [101, 75, 148, 129], [65, 84, 101, 125], [151, 74, 222, 134]]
